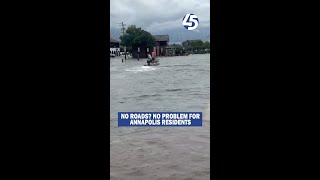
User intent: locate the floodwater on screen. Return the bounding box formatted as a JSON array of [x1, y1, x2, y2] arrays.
[[110, 54, 210, 180]]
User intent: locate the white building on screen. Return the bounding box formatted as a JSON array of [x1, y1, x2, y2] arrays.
[[110, 38, 120, 57]]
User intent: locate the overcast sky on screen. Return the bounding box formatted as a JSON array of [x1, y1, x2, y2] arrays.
[[110, 0, 210, 43]]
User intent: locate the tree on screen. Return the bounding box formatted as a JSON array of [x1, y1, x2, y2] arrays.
[[171, 44, 186, 55], [181, 40, 210, 54], [202, 41, 209, 49], [191, 40, 204, 50], [120, 25, 155, 58]]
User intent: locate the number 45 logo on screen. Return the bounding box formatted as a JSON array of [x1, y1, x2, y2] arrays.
[[182, 14, 199, 31]]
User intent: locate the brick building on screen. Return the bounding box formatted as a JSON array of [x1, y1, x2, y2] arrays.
[[153, 35, 169, 56]]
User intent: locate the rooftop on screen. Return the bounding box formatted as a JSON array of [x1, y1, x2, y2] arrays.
[[153, 35, 169, 42]]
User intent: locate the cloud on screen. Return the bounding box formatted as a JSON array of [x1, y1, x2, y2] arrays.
[[110, 0, 210, 42]]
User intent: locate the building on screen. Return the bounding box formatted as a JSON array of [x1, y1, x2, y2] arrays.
[[153, 35, 169, 56], [110, 38, 120, 56], [165, 45, 176, 56], [130, 35, 170, 58]]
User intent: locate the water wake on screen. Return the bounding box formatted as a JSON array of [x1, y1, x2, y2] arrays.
[[125, 66, 157, 73]]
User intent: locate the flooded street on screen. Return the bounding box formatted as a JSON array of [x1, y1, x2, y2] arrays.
[[110, 54, 210, 180]]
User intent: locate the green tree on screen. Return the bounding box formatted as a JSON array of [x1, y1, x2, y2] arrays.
[[181, 40, 210, 54], [191, 40, 204, 50], [120, 25, 155, 57], [203, 41, 210, 49], [171, 43, 183, 54]]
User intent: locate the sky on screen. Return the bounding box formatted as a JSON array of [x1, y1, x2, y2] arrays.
[[110, 0, 210, 43]]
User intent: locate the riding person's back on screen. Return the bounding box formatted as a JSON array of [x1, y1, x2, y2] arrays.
[[152, 51, 156, 60]]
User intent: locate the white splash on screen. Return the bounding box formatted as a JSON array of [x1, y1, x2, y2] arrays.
[[125, 66, 157, 73]]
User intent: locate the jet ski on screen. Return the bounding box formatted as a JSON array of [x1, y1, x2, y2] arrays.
[[144, 62, 160, 66], [144, 58, 160, 66], [144, 59, 160, 66]]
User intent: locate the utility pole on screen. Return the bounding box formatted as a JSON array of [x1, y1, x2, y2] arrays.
[[119, 22, 126, 36], [118, 22, 127, 59]]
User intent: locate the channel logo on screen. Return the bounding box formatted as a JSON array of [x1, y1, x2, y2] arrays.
[[182, 14, 199, 30]]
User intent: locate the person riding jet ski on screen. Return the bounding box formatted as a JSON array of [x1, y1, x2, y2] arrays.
[[152, 50, 156, 60], [147, 53, 152, 65], [147, 50, 157, 65]]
